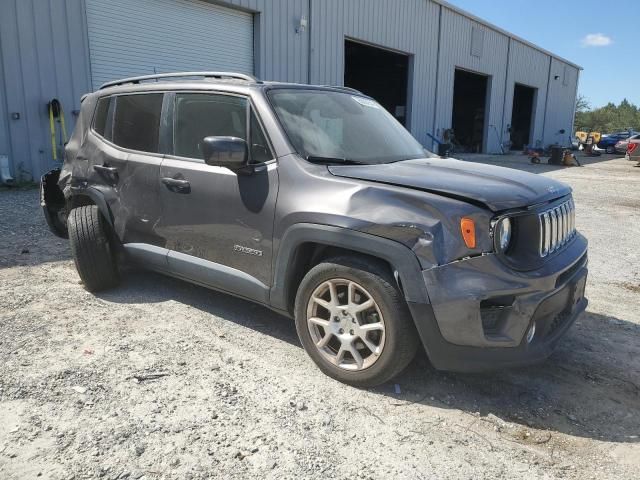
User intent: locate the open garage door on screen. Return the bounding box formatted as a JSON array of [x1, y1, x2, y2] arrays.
[[451, 69, 488, 153], [510, 84, 536, 150], [86, 0, 254, 90], [344, 39, 410, 126]]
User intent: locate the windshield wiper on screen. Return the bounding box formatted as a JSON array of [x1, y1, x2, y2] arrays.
[[306, 155, 365, 165]]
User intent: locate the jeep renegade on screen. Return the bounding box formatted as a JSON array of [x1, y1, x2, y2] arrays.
[[41, 72, 588, 387]]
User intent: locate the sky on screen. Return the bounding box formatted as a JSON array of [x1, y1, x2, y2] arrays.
[[446, 0, 638, 109]]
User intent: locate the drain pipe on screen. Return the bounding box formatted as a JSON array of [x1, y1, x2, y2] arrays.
[[0, 155, 15, 186], [307, 0, 313, 84]]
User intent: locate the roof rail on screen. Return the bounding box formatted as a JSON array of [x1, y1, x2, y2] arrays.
[[99, 71, 259, 90], [320, 85, 364, 95]]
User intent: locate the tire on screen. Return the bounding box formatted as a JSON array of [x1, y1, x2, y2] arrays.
[[606, 146, 615, 154], [68, 205, 120, 292], [294, 256, 418, 387]]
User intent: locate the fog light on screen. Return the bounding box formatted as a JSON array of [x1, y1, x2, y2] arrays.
[[526, 322, 536, 344]]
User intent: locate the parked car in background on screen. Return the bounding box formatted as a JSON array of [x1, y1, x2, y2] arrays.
[[626, 135, 640, 165], [616, 134, 640, 154], [598, 131, 639, 154]]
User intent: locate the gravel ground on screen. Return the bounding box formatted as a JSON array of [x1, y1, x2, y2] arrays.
[[0, 154, 638, 479]]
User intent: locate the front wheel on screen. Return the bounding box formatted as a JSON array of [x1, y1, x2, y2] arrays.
[[294, 257, 418, 387], [606, 146, 615, 154]]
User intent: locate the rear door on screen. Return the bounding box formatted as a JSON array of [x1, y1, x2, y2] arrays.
[[107, 93, 165, 248], [157, 92, 278, 302]]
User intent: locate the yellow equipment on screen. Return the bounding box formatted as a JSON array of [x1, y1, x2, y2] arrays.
[[48, 98, 68, 161], [575, 131, 601, 144]]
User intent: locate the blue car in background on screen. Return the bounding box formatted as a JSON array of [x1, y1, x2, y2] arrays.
[[598, 131, 639, 154]]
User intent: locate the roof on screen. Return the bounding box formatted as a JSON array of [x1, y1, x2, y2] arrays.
[[432, 0, 583, 70]]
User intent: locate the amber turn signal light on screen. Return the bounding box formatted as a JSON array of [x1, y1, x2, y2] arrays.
[[460, 217, 476, 248]]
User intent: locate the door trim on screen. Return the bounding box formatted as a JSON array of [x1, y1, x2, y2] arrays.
[[124, 243, 270, 304], [123, 243, 169, 270], [167, 250, 269, 303]]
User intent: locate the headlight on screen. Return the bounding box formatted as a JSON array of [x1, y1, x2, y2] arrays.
[[496, 217, 512, 252]]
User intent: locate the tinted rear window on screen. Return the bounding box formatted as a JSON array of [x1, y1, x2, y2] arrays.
[[93, 97, 111, 138], [113, 94, 163, 153]]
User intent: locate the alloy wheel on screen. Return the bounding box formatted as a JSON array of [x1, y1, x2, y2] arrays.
[[306, 278, 386, 371]]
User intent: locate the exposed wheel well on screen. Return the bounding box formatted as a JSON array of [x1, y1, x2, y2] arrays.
[[66, 195, 123, 256], [67, 194, 96, 210], [284, 242, 401, 314]]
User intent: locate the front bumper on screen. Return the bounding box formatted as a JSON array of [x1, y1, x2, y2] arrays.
[[410, 234, 588, 372]]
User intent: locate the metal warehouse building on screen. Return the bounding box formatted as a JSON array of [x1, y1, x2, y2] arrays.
[[0, 0, 581, 182]]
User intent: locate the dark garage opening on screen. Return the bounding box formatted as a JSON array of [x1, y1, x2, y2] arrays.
[[344, 39, 410, 126], [510, 84, 536, 150], [451, 69, 488, 153]]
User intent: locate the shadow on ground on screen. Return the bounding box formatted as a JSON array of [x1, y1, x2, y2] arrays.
[[99, 269, 640, 445]]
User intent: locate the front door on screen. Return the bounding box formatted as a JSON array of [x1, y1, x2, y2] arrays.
[[156, 92, 278, 302]]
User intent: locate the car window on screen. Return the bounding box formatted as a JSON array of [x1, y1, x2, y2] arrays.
[[268, 89, 426, 164], [249, 109, 273, 164], [112, 94, 163, 153], [93, 96, 112, 139], [173, 93, 247, 160]]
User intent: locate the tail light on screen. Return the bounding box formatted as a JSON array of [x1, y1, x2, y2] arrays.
[[629, 143, 638, 154]]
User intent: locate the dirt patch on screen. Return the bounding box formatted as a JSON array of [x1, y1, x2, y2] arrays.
[[618, 282, 640, 294], [1, 157, 639, 480]]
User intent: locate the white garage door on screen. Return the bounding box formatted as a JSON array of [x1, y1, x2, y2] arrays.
[[86, 0, 254, 90]]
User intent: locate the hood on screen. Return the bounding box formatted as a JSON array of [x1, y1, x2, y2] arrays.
[[327, 158, 571, 211]]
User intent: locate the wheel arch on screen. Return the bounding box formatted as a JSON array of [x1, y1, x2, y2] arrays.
[[66, 187, 114, 228], [271, 224, 430, 315]]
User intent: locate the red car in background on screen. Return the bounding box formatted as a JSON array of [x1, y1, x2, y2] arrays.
[[626, 134, 640, 165], [616, 134, 640, 154]]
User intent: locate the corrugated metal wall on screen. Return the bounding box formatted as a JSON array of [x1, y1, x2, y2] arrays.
[[0, 46, 10, 168], [0, 0, 91, 180], [433, 7, 510, 154], [503, 40, 551, 148], [543, 58, 579, 146], [226, 0, 309, 83], [0, 0, 580, 180], [85, 0, 255, 90], [308, 0, 440, 145]]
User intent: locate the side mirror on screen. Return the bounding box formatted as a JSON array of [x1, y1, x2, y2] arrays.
[[202, 136, 248, 170]]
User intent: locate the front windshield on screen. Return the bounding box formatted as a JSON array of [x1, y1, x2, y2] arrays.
[[267, 88, 429, 164]]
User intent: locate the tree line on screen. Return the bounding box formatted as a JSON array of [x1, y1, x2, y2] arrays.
[[574, 95, 640, 133]]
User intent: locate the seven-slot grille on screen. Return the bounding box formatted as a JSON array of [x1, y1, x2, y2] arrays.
[[539, 199, 576, 257]]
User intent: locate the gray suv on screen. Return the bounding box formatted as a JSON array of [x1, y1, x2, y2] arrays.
[[41, 72, 588, 387]]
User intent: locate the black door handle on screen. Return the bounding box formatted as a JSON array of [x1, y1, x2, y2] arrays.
[[161, 177, 191, 194]]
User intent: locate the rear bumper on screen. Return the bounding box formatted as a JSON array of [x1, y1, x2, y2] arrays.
[[40, 168, 68, 238], [410, 235, 588, 372]]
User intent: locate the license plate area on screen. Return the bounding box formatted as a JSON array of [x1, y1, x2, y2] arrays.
[[569, 270, 588, 308]]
